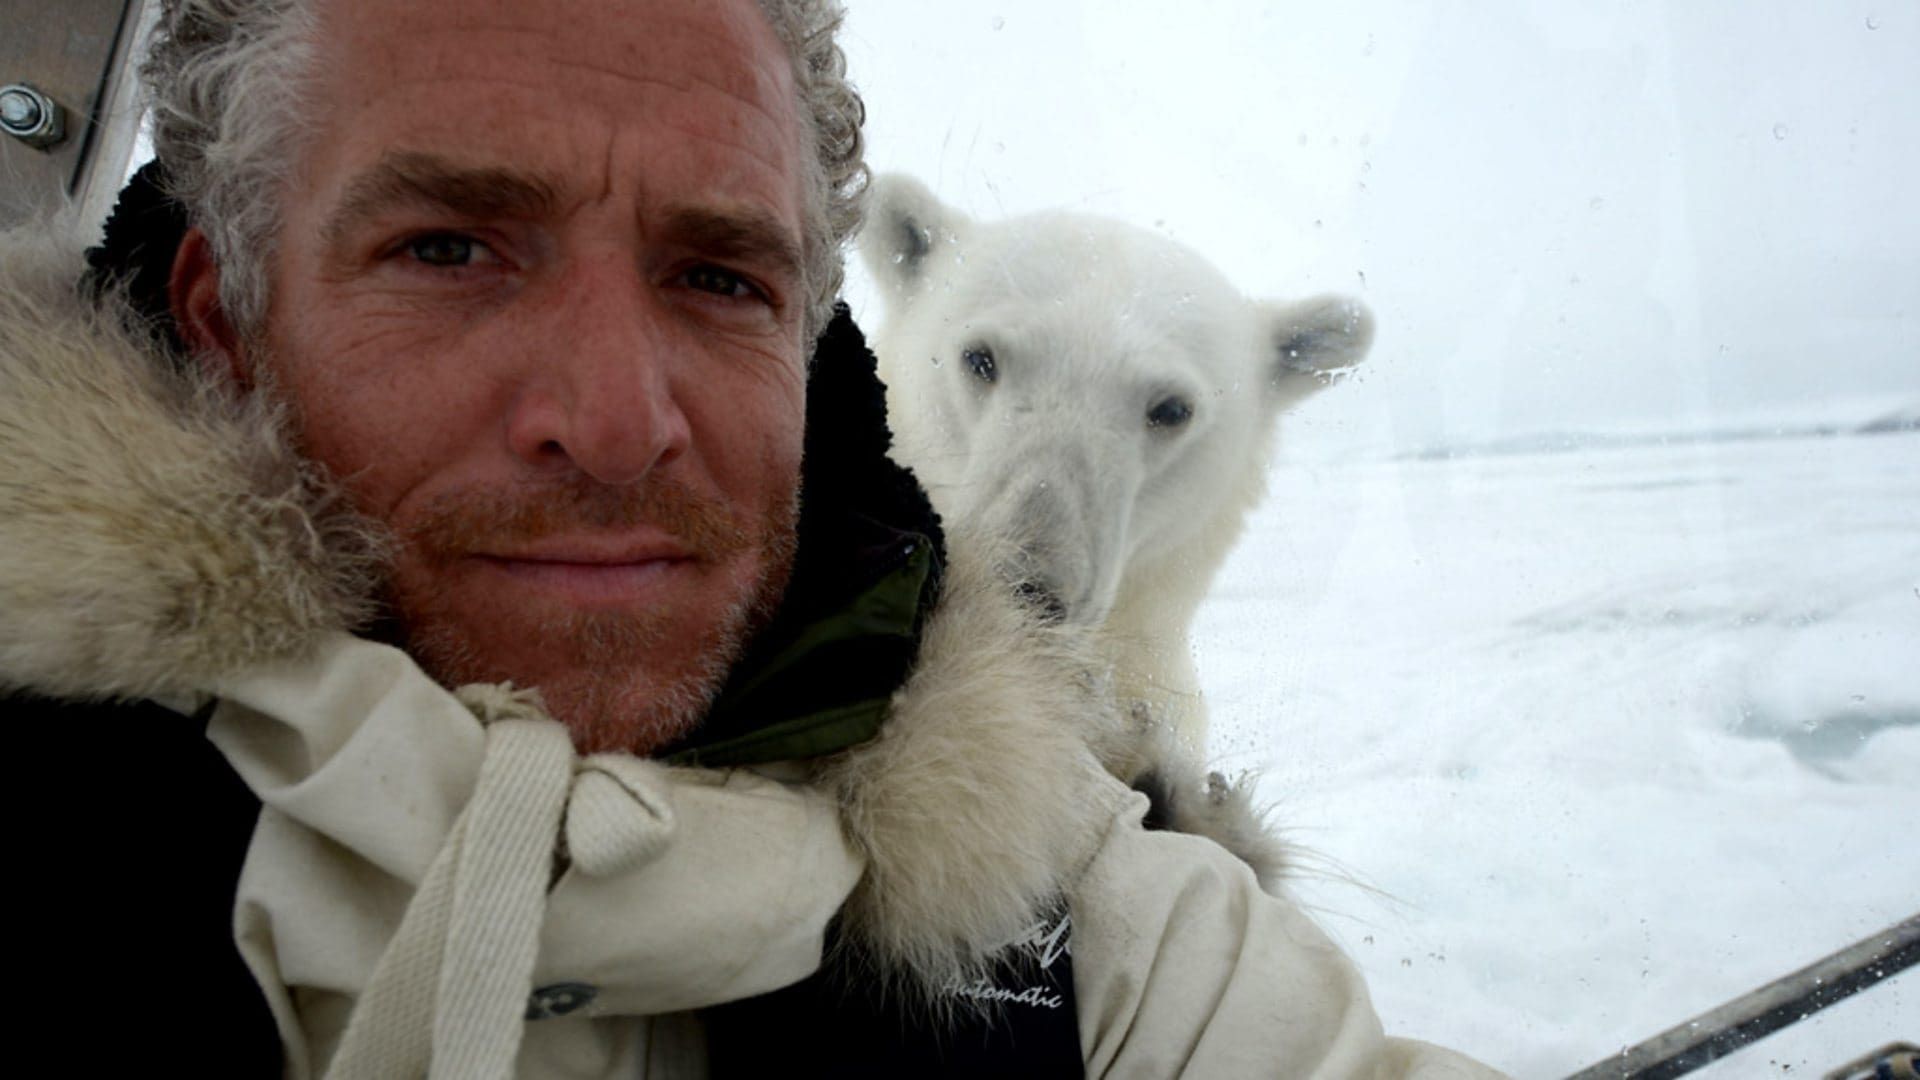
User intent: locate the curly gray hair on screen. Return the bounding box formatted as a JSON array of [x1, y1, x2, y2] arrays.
[[143, 0, 868, 342]]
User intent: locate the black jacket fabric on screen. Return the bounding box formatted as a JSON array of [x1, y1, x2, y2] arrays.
[[5, 693, 283, 1075]]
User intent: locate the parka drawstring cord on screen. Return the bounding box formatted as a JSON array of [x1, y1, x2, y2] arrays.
[[323, 685, 678, 1080]]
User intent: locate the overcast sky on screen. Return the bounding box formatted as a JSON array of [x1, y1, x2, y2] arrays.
[[837, 1, 1919, 456]]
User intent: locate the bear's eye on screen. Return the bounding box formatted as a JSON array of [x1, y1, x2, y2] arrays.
[[1146, 395, 1194, 429], [963, 345, 997, 384]]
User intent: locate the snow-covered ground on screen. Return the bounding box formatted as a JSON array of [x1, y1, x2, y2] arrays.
[[832, 3, 1916, 1070], [1196, 428, 1919, 1077]]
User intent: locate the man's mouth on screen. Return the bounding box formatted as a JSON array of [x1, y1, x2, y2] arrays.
[[468, 535, 701, 604], [481, 533, 697, 565]]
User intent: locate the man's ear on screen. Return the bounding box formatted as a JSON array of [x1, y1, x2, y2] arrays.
[[169, 227, 252, 388], [1259, 294, 1375, 403], [858, 173, 967, 302]]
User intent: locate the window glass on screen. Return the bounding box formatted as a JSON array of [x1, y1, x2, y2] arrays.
[[842, 2, 1916, 1074]]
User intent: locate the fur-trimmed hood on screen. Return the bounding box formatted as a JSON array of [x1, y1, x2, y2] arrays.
[[0, 218, 1145, 1004], [0, 228, 381, 704]]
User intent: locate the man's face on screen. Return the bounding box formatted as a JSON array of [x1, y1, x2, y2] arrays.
[[250, 0, 809, 753]]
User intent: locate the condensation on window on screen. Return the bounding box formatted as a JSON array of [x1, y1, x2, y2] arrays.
[[840, 3, 1917, 1075]]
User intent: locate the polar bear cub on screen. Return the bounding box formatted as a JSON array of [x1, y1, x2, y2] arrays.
[[860, 175, 1374, 769]]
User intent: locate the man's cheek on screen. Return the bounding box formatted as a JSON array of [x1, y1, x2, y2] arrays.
[[311, 314, 465, 365], [277, 272, 508, 370], [278, 387, 446, 524]]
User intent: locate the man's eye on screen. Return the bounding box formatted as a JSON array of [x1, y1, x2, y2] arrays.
[[683, 265, 756, 299], [404, 233, 482, 267]]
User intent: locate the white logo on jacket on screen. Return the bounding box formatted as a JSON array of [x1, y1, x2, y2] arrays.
[[944, 912, 1074, 1010]]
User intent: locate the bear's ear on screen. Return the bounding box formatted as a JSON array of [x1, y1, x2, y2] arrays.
[[1259, 294, 1375, 399], [860, 173, 967, 300]]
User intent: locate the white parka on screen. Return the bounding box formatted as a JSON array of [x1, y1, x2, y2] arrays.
[[0, 225, 1502, 1079]]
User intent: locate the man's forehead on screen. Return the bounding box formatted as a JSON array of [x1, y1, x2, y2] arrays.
[[297, 0, 805, 230], [312, 0, 796, 123]]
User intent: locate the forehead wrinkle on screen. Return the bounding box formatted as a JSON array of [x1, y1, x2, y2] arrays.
[[457, 68, 797, 179], [362, 71, 796, 213], [506, 56, 798, 186], [654, 116, 798, 195], [547, 54, 794, 134]]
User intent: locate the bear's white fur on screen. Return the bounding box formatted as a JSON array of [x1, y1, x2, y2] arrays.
[[860, 175, 1373, 774]]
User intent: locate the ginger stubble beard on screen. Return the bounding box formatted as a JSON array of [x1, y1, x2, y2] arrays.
[[248, 333, 800, 755], [394, 472, 798, 755]]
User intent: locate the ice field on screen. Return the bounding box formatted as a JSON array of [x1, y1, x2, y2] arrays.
[[1196, 427, 1919, 1076]]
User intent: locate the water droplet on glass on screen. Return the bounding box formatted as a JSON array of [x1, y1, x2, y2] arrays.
[[890, 252, 905, 265], [1772, 123, 1789, 140]]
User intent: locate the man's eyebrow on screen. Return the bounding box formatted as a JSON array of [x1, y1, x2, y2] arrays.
[[659, 204, 805, 283], [322, 151, 561, 246]]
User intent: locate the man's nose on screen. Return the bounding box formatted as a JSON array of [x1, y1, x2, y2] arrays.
[[503, 268, 692, 485]]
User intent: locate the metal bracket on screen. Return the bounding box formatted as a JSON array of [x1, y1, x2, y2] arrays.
[[1, 82, 67, 150]]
